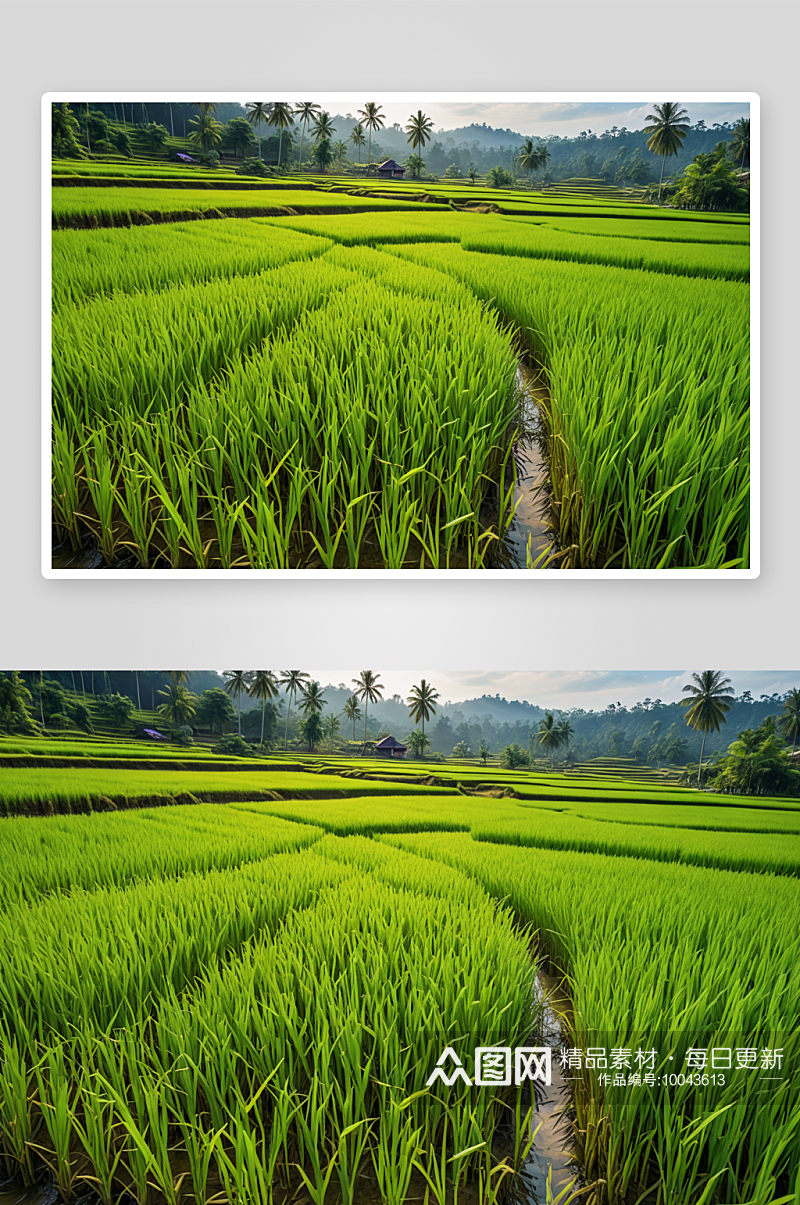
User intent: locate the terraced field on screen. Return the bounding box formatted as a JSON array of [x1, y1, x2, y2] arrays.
[[49, 173, 751, 572], [0, 742, 796, 1205]]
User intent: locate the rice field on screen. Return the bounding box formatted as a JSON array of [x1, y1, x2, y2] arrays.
[[50, 176, 751, 571], [1, 747, 796, 1205]]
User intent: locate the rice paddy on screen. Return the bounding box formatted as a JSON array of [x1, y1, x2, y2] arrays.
[[49, 174, 752, 572], [1, 743, 796, 1205]]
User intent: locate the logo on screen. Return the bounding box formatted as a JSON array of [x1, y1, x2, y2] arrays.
[[426, 1046, 552, 1088]]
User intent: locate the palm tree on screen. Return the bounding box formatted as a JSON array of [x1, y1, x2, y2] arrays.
[[299, 681, 327, 716], [406, 680, 440, 740], [245, 101, 271, 160], [352, 671, 384, 750], [645, 101, 690, 202], [535, 713, 564, 768], [279, 671, 310, 749], [478, 743, 490, 765], [157, 682, 197, 728], [323, 713, 341, 750], [730, 117, 750, 173], [555, 719, 574, 763], [223, 670, 251, 737], [357, 102, 385, 170], [267, 102, 295, 169], [343, 695, 362, 741], [779, 688, 800, 759], [349, 123, 366, 163], [249, 671, 279, 745], [188, 110, 223, 152], [405, 110, 434, 172], [518, 138, 548, 188], [313, 140, 334, 174], [303, 712, 325, 752], [312, 111, 336, 143], [294, 101, 321, 173], [680, 671, 735, 784]]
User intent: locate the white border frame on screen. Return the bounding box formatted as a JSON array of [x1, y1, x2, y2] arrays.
[[42, 91, 760, 580]]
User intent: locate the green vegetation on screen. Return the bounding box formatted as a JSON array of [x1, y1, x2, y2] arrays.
[[1, 724, 796, 1205], [50, 102, 751, 571]]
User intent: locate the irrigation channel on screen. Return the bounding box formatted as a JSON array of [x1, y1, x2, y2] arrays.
[[51, 363, 553, 572]]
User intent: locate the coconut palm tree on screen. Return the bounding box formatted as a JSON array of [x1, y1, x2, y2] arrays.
[[343, 695, 362, 741], [188, 110, 223, 152], [536, 712, 560, 767], [645, 101, 690, 202], [299, 680, 327, 717], [223, 670, 251, 737], [349, 123, 366, 164], [245, 101, 271, 160], [303, 711, 325, 752], [352, 670, 384, 750], [249, 671, 280, 745], [779, 688, 800, 759], [681, 670, 734, 784], [357, 102, 385, 170], [555, 719, 573, 763], [323, 713, 341, 750], [730, 116, 750, 173], [267, 102, 295, 169], [279, 671, 310, 749], [313, 139, 334, 174], [405, 110, 434, 171], [406, 680, 440, 740], [157, 681, 197, 728], [517, 138, 548, 188], [294, 101, 320, 173], [312, 110, 336, 143]]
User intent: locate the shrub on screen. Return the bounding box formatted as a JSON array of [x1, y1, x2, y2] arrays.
[[238, 157, 270, 178], [212, 734, 253, 757]]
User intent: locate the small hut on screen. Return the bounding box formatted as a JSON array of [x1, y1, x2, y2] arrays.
[[376, 159, 405, 179], [375, 735, 407, 759]]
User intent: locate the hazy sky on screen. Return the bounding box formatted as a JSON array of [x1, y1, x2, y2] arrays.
[[230, 97, 750, 141], [301, 671, 796, 710]]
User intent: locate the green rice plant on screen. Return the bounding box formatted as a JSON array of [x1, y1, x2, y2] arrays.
[[537, 215, 750, 246], [0, 1032, 35, 1182], [390, 242, 749, 569], [70, 1085, 126, 1205], [386, 832, 800, 1204], [372, 1100, 423, 1205], [51, 187, 449, 230], [468, 807, 800, 876], [458, 217, 750, 282], [32, 1045, 79, 1201], [52, 221, 334, 308]]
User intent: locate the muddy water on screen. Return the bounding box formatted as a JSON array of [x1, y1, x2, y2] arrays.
[[516, 968, 580, 1202], [502, 364, 553, 569], [0, 1182, 58, 1205]]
